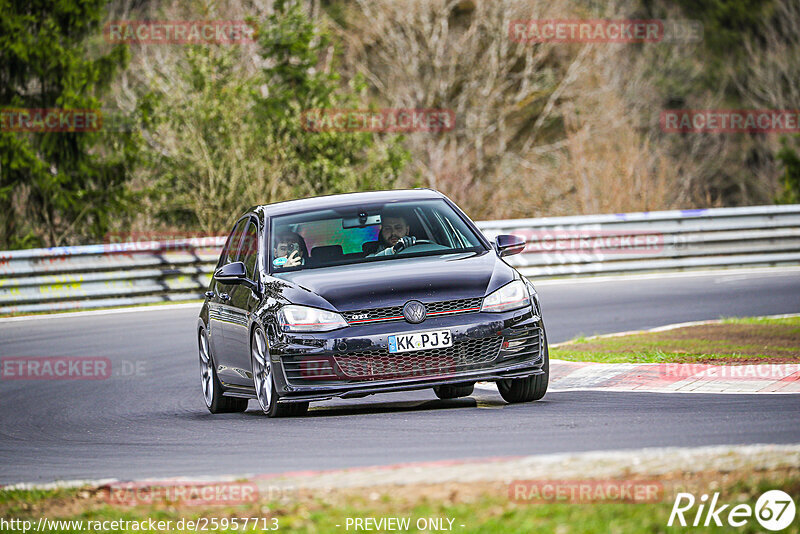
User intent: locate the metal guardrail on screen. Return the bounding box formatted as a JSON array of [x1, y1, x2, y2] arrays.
[[1, 205, 799, 315], [0, 238, 226, 315], [479, 204, 800, 278]]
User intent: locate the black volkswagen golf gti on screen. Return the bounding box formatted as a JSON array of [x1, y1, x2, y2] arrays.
[[198, 189, 548, 417]]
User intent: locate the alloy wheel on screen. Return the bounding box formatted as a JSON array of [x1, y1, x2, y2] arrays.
[[251, 327, 273, 413], [199, 330, 214, 407]]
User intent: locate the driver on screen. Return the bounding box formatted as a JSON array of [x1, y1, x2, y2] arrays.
[[374, 212, 416, 255]]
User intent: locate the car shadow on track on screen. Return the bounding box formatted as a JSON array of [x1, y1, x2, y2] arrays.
[[237, 395, 511, 418]]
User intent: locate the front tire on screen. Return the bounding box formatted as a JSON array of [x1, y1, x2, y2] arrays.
[[497, 331, 549, 403], [199, 327, 248, 413], [251, 327, 308, 418]]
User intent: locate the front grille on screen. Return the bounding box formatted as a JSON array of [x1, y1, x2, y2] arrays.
[[281, 327, 543, 386], [499, 327, 542, 361], [343, 297, 483, 325], [333, 336, 503, 380], [344, 305, 404, 323], [426, 298, 483, 314], [282, 357, 338, 382]]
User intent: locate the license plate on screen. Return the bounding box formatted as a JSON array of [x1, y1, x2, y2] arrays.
[[388, 329, 452, 353]]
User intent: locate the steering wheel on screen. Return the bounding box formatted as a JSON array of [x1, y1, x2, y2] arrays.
[[392, 238, 433, 253]]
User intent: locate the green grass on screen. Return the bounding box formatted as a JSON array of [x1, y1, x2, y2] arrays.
[[1, 476, 797, 533], [0, 487, 76, 511], [720, 315, 800, 326], [719, 315, 800, 335], [551, 316, 800, 364], [549, 349, 788, 364], [561, 336, 796, 353]]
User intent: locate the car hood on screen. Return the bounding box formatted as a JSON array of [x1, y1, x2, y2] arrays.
[[273, 251, 515, 311]]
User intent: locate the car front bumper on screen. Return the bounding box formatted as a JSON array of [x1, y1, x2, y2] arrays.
[[269, 306, 546, 403]]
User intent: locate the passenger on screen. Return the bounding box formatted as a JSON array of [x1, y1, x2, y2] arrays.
[[273, 231, 307, 268]]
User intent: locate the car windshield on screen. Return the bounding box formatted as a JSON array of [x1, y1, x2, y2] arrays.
[[268, 199, 486, 272]]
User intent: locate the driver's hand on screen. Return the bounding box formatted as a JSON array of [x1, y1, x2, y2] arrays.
[[284, 250, 302, 267], [392, 236, 416, 253]]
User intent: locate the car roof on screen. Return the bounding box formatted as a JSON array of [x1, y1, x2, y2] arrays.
[[253, 189, 445, 218]]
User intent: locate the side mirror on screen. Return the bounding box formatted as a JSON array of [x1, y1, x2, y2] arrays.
[[214, 261, 247, 283], [494, 234, 526, 257], [214, 261, 262, 295]]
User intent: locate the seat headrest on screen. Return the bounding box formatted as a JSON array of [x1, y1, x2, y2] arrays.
[[310, 244, 344, 263]]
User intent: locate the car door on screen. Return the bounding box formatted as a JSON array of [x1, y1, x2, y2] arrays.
[[209, 218, 246, 385], [223, 217, 262, 386]]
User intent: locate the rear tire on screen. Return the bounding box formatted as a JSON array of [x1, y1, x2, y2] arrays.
[[497, 330, 549, 403], [199, 327, 248, 414], [433, 383, 475, 399]]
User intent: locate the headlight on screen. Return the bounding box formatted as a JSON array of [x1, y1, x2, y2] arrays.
[[480, 280, 530, 313], [277, 305, 348, 332], [524, 280, 541, 315]]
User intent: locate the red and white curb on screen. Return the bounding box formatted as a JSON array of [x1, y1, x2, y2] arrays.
[[545, 360, 800, 393], [249, 444, 800, 490], [476, 360, 800, 394], [478, 314, 800, 394]]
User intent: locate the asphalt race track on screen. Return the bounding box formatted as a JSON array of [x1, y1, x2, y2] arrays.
[[1, 268, 799, 484]]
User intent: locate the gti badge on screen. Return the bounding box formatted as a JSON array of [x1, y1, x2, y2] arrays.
[[403, 300, 426, 324]]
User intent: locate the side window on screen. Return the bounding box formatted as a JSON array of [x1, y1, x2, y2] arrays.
[[217, 221, 242, 269], [239, 220, 259, 280], [418, 207, 449, 246], [219, 221, 245, 268]]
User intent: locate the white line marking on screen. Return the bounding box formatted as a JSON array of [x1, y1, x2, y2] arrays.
[[474, 383, 798, 395], [488, 388, 800, 399], [530, 265, 800, 286], [0, 302, 202, 323]]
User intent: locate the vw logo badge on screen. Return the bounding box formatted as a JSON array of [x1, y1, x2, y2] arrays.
[[403, 300, 426, 324]]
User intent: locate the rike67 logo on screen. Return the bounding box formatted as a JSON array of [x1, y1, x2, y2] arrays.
[[669, 490, 796, 531]]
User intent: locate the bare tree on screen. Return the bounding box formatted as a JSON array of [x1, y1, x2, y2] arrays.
[[737, 0, 800, 110], [735, 0, 800, 202], [334, 0, 728, 217], [337, 0, 581, 218]]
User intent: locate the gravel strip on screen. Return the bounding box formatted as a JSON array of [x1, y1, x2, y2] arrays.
[[251, 444, 800, 491]]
